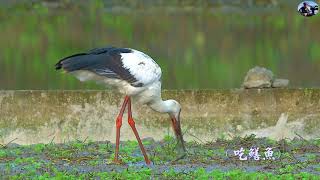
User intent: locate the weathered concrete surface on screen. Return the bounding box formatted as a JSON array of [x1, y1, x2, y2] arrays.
[[0, 89, 319, 145]]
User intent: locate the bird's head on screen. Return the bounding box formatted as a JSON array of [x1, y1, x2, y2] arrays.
[[166, 99, 181, 121], [166, 100, 186, 155], [149, 99, 186, 155]]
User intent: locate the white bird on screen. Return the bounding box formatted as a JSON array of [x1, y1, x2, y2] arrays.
[[55, 46, 186, 165]]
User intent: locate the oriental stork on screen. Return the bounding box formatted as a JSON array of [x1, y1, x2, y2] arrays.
[[55, 46, 186, 165]]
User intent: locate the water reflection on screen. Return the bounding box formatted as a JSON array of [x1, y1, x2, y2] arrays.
[[0, 1, 319, 89]]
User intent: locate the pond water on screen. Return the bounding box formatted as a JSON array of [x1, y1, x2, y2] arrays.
[[0, 1, 319, 90]]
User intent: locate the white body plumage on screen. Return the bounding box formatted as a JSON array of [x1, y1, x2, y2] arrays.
[[71, 49, 162, 105]]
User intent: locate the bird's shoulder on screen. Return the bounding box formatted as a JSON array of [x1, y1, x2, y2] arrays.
[[84, 46, 162, 86], [120, 49, 162, 85]]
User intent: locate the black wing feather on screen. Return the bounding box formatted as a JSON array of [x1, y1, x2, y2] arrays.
[[55, 46, 142, 87]]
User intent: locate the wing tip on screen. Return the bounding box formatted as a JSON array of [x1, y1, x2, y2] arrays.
[[55, 52, 89, 71], [55, 62, 62, 70]]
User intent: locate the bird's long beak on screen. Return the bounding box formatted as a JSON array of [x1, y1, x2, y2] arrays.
[[170, 111, 186, 156]]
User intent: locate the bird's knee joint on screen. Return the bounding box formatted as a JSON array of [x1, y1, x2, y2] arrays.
[[116, 123, 122, 128], [116, 122, 122, 128], [128, 118, 135, 126], [116, 117, 122, 128]]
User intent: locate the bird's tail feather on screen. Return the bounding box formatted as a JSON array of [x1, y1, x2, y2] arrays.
[[55, 53, 100, 72]]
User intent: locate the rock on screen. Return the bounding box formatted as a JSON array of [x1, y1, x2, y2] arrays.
[[272, 79, 289, 88], [142, 137, 155, 143], [242, 66, 274, 88]]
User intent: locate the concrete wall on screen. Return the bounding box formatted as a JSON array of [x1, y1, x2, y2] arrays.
[[0, 89, 319, 145]]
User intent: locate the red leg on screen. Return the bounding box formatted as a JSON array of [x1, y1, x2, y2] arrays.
[[113, 96, 130, 163], [127, 98, 151, 165]]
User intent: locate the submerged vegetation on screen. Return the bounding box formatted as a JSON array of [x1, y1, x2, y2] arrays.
[[0, 135, 319, 179]]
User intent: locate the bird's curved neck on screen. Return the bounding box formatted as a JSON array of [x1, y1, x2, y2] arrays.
[[149, 98, 172, 114]]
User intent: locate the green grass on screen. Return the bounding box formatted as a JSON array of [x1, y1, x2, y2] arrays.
[[0, 150, 6, 158], [7, 168, 319, 179], [0, 136, 319, 179]]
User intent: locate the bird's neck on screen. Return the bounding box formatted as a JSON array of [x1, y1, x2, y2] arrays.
[[148, 98, 172, 114]]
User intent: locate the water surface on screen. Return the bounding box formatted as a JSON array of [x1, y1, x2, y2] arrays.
[[0, 1, 319, 89]]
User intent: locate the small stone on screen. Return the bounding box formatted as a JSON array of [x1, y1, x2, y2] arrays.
[[236, 125, 243, 131], [242, 66, 274, 89], [272, 79, 289, 88], [142, 137, 155, 143]]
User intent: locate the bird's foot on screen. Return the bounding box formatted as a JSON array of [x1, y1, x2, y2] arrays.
[[175, 152, 187, 161], [145, 159, 153, 166], [112, 158, 125, 165], [170, 152, 187, 164]]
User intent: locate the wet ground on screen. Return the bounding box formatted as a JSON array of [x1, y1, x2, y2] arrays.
[[0, 135, 319, 179]]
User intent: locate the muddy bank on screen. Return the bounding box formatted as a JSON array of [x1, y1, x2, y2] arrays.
[[0, 136, 319, 178], [0, 89, 319, 145]]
